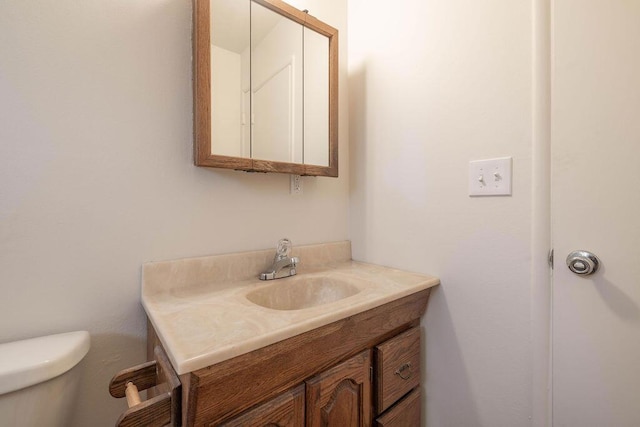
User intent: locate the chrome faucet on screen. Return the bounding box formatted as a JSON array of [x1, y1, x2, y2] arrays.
[[260, 238, 300, 280]]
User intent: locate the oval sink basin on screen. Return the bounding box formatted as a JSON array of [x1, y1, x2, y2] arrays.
[[246, 275, 362, 311]]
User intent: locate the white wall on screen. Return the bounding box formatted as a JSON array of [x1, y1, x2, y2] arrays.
[[0, 0, 348, 425], [348, 0, 536, 425]]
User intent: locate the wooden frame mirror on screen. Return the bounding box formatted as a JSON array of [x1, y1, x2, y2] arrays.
[[193, 0, 338, 177]]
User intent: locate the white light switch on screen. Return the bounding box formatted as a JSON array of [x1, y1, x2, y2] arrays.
[[469, 157, 512, 196]]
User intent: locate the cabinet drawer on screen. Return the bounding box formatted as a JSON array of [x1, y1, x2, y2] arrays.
[[374, 388, 421, 427], [217, 384, 305, 427], [375, 327, 421, 414], [109, 346, 181, 427]]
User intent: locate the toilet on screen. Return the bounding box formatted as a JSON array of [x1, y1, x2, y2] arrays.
[[0, 331, 90, 427]]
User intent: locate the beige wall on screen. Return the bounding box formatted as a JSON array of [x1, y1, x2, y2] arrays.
[[348, 0, 537, 425], [0, 0, 348, 424]]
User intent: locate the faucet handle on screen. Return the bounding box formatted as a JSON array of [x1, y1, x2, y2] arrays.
[[275, 238, 292, 260]]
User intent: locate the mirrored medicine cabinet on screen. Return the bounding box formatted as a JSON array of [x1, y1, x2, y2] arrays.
[[193, 0, 338, 176]]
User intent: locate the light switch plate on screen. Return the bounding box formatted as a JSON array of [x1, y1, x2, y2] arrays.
[[469, 157, 512, 196]]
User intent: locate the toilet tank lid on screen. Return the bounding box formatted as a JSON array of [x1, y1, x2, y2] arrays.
[[0, 331, 90, 395]]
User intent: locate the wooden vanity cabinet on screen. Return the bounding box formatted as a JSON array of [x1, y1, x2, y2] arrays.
[[145, 289, 431, 426]]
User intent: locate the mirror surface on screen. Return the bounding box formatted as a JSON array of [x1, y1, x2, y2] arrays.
[[250, 2, 303, 163], [303, 27, 329, 167], [210, 0, 250, 158], [195, 0, 338, 176]]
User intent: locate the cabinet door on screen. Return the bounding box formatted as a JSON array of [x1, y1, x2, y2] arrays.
[[305, 350, 372, 427], [218, 384, 305, 427]]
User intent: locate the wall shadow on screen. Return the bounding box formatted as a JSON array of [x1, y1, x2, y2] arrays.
[[593, 265, 640, 321], [71, 333, 147, 427], [423, 285, 481, 426], [347, 62, 369, 259]]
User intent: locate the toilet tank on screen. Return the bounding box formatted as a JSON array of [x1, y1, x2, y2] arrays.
[[0, 331, 90, 427]]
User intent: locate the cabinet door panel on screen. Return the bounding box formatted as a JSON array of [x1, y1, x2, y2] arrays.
[[218, 384, 305, 427], [306, 350, 372, 427]]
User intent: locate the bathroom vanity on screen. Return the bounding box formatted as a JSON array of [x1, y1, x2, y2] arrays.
[[110, 241, 439, 426]]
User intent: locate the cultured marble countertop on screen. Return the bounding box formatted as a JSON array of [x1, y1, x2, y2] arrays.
[[141, 241, 439, 375]]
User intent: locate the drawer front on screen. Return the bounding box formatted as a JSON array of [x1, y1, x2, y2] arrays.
[[374, 388, 421, 427], [375, 326, 421, 414]]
